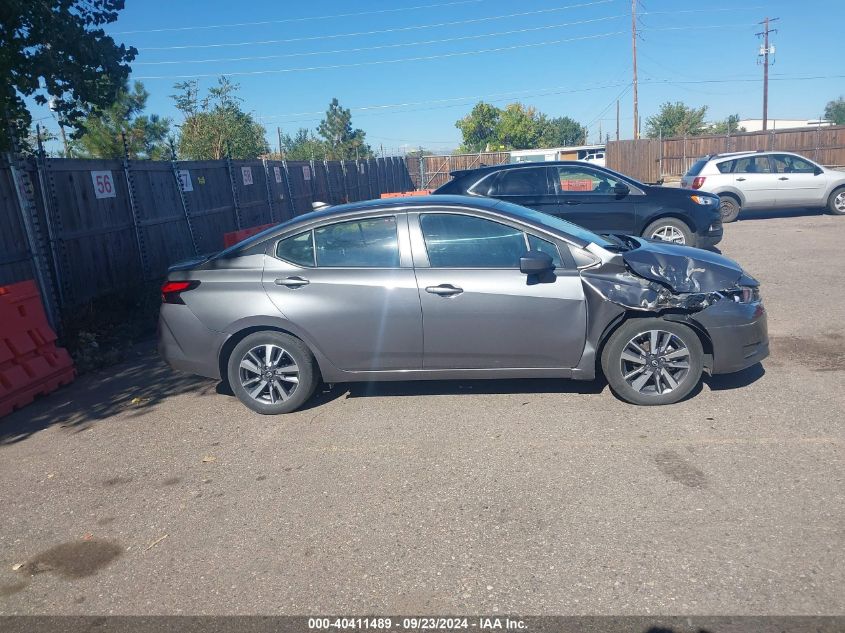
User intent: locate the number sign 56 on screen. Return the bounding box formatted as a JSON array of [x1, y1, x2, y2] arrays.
[[91, 171, 116, 199]]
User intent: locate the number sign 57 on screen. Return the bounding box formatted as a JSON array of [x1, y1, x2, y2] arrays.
[[91, 171, 116, 199]]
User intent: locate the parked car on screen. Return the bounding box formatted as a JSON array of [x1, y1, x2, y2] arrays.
[[581, 151, 606, 167], [681, 151, 845, 222], [433, 162, 722, 248], [159, 195, 768, 413]]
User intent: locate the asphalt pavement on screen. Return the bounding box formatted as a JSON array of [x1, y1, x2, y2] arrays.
[[0, 208, 843, 616]]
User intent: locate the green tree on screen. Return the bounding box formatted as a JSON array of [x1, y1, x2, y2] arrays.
[[280, 128, 325, 160], [537, 115, 587, 147], [71, 81, 170, 159], [496, 103, 541, 149], [172, 77, 268, 160], [456, 102, 502, 152], [824, 96, 845, 125], [0, 1, 136, 151], [645, 101, 709, 138], [317, 98, 371, 160], [708, 114, 745, 135]]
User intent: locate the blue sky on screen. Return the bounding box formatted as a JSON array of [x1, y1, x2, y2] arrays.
[[32, 0, 845, 154]]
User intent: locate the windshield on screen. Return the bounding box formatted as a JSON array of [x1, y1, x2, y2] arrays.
[[492, 199, 615, 248]]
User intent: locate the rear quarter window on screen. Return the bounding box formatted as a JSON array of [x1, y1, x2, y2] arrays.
[[685, 159, 708, 177]]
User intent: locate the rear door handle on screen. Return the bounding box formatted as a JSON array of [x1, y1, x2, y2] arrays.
[[778, 176, 789, 181], [425, 284, 463, 297], [275, 276, 310, 288], [736, 177, 746, 181]]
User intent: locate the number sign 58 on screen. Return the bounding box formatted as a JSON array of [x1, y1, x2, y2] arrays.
[[91, 171, 116, 199]]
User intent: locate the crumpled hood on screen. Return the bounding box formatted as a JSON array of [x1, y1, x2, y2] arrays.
[[622, 238, 744, 293]]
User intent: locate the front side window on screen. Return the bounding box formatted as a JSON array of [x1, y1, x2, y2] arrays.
[[314, 217, 400, 267], [420, 214, 528, 268], [554, 166, 621, 194], [489, 168, 553, 196], [771, 154, 816, 174], [275, 231, 314, 267]]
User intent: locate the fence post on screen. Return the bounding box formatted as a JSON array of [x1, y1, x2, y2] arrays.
[[323, 159, 334, 204], [262, 158, 277, 223], [6, 152, 61, 330], [282, 160, 296, 216], [419, 152, 426, 191], [33, 130, 65, 310], [225, 149, 243, 230], [121, 133, 150, 280], [308, 159, 318, 204], [171, 159, 199, 256]]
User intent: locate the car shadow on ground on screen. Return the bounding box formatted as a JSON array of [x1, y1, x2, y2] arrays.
[[737, 207, 824, 221], [0, 342, 214, 446]]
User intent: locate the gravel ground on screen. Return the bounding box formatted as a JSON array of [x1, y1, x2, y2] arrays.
[[0, 208, 842, 616]]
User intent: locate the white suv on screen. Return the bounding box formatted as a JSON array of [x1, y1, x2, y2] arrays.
[[681, 151, 845, 222]]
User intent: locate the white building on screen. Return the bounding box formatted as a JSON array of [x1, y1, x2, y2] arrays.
[[737, 119, 834, 132]]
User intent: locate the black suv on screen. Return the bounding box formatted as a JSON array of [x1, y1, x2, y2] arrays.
[[433, 161, 723, 248]]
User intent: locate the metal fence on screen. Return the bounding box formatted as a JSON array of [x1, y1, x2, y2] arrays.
[[607, 125, 845, 183], [0, 152, 413, 326], [407, 152, 511, 190]]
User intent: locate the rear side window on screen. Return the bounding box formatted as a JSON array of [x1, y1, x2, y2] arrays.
[[314, 217, 399, 268], [732, 156, 772, 173], [686, 159, 708, 177], [420, 214, 526, 268], [275, 231, 314, 267], [489, 168, 553, 196], [716, 160, 736, 174]]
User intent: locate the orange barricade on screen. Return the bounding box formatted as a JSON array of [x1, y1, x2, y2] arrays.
[[0, 280, 76, 418], [222, 223, 276, 248], [379, 190, 433, 198]]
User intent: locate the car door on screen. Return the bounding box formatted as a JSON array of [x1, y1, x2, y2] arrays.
[[728, 156, 779, 208], [409, 210, 587, 370], [477, 165, 559, 216], [262, 214, 423, 371], [549, 165, 637, 234], [769, 154, 827, 207]]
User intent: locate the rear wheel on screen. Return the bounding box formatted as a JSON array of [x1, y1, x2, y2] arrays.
[[601, 318, 704, 406], [719, 195, 741, 223], [827, 187, 845, 215], [643, 218, 694, 246], [227, 331, 318, 414]]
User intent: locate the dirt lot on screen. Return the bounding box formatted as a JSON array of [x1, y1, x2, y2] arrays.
[[0, 208, 843, 615]]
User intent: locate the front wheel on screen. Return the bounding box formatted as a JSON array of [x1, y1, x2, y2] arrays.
[[643, 218, 694, 246], [827, 187, 845, 215], [227, 331, 318, 414], [601, 319, 704, 406]]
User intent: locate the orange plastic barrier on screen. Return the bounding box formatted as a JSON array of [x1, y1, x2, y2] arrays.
[[222, 223, 276, 248], [0, 280, 75, 418], [379, 190, 433, 199]]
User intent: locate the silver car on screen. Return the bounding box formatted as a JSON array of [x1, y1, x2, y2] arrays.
[[158, 196, 768, 413], [681, 151, 845, 222]]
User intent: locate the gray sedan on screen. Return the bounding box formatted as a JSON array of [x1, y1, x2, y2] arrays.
[[158, 195, 769, 413]]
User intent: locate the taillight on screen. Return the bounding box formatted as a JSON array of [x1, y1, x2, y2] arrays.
[[161, 280, 199, 304], [692, 176, 706, 189]]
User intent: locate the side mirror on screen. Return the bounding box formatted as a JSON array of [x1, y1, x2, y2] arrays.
[[613, 182, 630, 197], [519, 251, 554, 275], [814, 166, 824, 176]]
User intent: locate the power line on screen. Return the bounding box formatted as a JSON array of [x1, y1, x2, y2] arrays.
[[134, 31, 624, 79], [113, 0, 486, 35], [640, 6, 764, 16], [139, 0, 616, 51], [134, 15, 627, 66]]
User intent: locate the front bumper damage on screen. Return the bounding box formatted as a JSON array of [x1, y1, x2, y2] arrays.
[[582, 241, 769, 375]]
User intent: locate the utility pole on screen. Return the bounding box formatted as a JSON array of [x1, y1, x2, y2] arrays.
[[631, 0, 639, 139], [757, 16, 779, 131], [616, 100, 620, 141]]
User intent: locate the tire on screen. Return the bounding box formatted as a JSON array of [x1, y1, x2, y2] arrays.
[[642, 217, 694, 246], [827, 187, 845, 216], [227, 331, 318, 414], [719, 195, 741, 223], [601, 318, 704, 406]]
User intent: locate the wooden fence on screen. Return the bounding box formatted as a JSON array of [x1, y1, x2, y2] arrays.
[[407, 152, 510, 190], [607, 125, 845, 183], [0, 153, 412, 325]]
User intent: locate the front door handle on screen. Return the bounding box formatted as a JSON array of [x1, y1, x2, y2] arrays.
[[425, 284, 463, 297], [778, 176, 789, 181], [275, 276, 310, 288], [564, 200, 582, 205], [736, 177, 746, 181]]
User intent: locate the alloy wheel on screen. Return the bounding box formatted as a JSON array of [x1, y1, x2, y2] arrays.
[[835, 191, 845, 213], [620, 330, 691, 396], [238, 344, 300, 404], [650, 225, 686, 244]]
